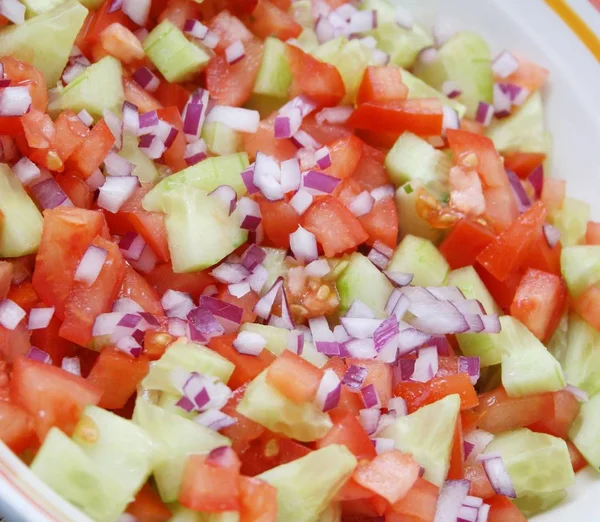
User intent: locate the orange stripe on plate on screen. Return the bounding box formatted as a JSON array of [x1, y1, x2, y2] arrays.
[[544, 0, 600, 60]]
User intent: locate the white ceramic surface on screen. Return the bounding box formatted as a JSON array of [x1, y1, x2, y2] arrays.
[[1, 1, 599, 521]]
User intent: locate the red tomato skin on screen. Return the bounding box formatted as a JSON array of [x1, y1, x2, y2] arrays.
[[0, 262, 12, 299], [572, 281, 600, 331], [53, 111, 90, 162], [346, 358, 392, 408], [145, 263, 215, 301], [239, 432, 311, 476], [266, 351, 323, 404], [126, 483, 172, 522], [257, 196, 301, 250], [447, 417, 465, 480], [395, 374, 479, 413], [7, 282, 38, 312], [503, 152, 546, 179], [528, 389, 581, 440], [31, 315, 76, 365], [359, 197, 399, 249], [464, 463, 495, 499], [352, 143, 390, 190], [221, 386, 266, 454], [439, 219, 496, 270], [67, 119, 115, 179], [239, 476, 278, 522], [243, 116, 297, 162], [386, 477, 439, 522], [0, 323, 31, 363], [0, 57, 48, 111], [118, 266, 165, 317], [0, 401, 36, 454], [316, 409, 376, 462], [55, 173, 93, 209], [10, 356, 102, 441], [356, 66, 409, 105], [245, 0, 302, 41]]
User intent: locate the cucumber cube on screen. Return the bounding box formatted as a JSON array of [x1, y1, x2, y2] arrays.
[[261, 247, 288, 294], [253, 37, 292, 99], [119, 132, 159, 184], [201, 122, 242, 156], [570, 392, 600, 472], [22, 0, 65, 15], [513, 489, 567, 518], [395, 182, 445, 244], [447, 266, 501, 315], [401, 68, 466, 118], [387, 235, 449, 287], [560, 245, 600, 297], [552, 197, 590, 247], [563, 313, 600, 396], [240, 323, 289, 356]]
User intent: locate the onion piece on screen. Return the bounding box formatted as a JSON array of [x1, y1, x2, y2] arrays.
[[211, 263, 250, 284], [395, 6, 413, 29], [280, 158, 302, 193], [0, 299, 26, 330], [274, 107, 302, 140], [184, 139, 208, 166], [104, 151, 134, 177], [113, 298, 144, 314], [184, 19, 208, 39], [340, 317, 382, 339], [315, 106, 353, 125], [314, 146, 332, 169], [241, 244, 266, 271], [360, 383, 380, 408], [123, 0, 150, 26], [315, 15, 335, 44], [27, 307, 55, 330], [434, 480, 470, 522], [289, 226, 318, 263], [30, 178, 71, 210], [411, 345, 438, 382], [316, 369, 341, 412], [0, 0, 25, 25], [418, 46, 439, 65], [103, 109, 123, 150], [290, 130, 321, 150], [97, 176, 139, 213], [195, 409, 236, 431], [458, 356, 481, 385], [61, 356, 81, 376], [464, 429, 494, 464], [432, 18, 456, 47], [528, 164, 544, 199], [237, 197, 262, 231], [168, 317, 188, 337], [384, 271, 414, 287], [209, 185, 237, 215], [27, 346, 52, 364], [442, 80, 462, 99], [233, 331, 265, 356], [348, 10, 377, 34], [474, 102, 494, 126], [387, 397, 408, 417], [506, 169, 531, 212], [372, 437, 395, 455], [302, 170, 341, 194], [343, 365, 368, 390], [492, 50, 519, 79], [0, 85, 31, 116], [349, 190, 375, 217], [345, 300, 376, 319], [543, 223, 560, 248], [12, 157, 41, 186], [187, 307, 224, 342], [289, 188, 313, 215], [129, 244, 157, 274], [442, 106, 460, 133], [565, 383, 589, 402], [74, 245, 107, 286], [482, 456, 516, 498], [493, 83, 512, 118], [119, 232, 146, 261], [359, 408, 381, 435], [139, 134, 166, 159], [305, 259, 330, 278], [225, 40, 246, 65], [254, 278, 284, 319], [122, 101, 139, 135], [205, 106, 260, 133]]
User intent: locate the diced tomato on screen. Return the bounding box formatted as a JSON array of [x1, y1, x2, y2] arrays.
[[33, 208, 108, 319], [0, 117, 23, 136], [475, 265, 521, 313], [528, 389, 581, 440], [477, 201, 546, 282], [266, 350, 323, 404], [126, 483, 172, 522], [118, 266, 165, 316], [129, 211, 171, 262], [240, 432, 311, 476], [300, 115, 352, 146], [348, 99, 444, 137], [179, 449, 241, 512], [357, 66, 408, 105], [359, 197, 399, 249], [541, 178, 565, 216], [53, 111, 90, 162], [567, 440, 587, 473], [244, 115, 297, 162], [523, 226, 562, 276], [215, 286, 259, 324], [55, 173, 93, 210], [239, 476, 278, 522], [0, 401, 36, 454], [67, 119, 116, 179], [59, 237, 126, 347], [461, 410, 480, 434], [21, 109, 55, 150], [500, 53, 549, 92], [99, 22, 145, 64], [487, 495, 527, 522], [503, 152, 546, 179], [510, 269, 566, 341], [11, 356, 101, 441], [221, 386, 266, 454], [154, 82, 190, 113], [7, 282, 38, 312], [156, 106, 187, 174], [320, 135, 363, 180], [322, 358, 364, 417], [245, 0, 302, 41], [346, 359, 392, 409], [286, 44, 346, 107], [158, 0, 202, 29], [208, 10, 255, 52], [143, 331, 175, 361], [464, 463, 495, 500], [208, 334, 275, 389], [395, 374, 479, 413], [123, 77, 163, 113], [447, 417, 464, 480], [84, 0, 137, 44], [485, 185, 519, 232], [31, 315, 76, 365], [0, 262, 12, 299], [386, 478, 439, 522], [0, 57, 48, 111], [586, 221, 600, 245], [257, 195, 301, 250], [302, 196, 368, 257], [354, 450, 420, 505], [476, 387, 554, 433], [87, 348, 150, 410], [439, 219, 496, 269], [316, 409, 376, 461], [573, 281, 600, 331], [352, 143, 390, 190], [145, 263, 215, 301], [0, 323, 31, 363]]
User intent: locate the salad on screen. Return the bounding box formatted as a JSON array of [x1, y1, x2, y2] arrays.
[[0, 0, 597, 521]]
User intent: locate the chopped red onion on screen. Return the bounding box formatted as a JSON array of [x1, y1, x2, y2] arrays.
[[122, 0, 150, 26], [314, 146, 332, 170], [458, 505, 479, 522], [103, 109, 123, 149], [274, 107, 302, 140], [122, 101, 139, 135], [432, 17, 457, 47], [434, 480, 470, 522], [225, 39, 246, 65], [31, 178, 72, 209], [492, 50, 519, 79], [302, 170, 341, 194], [0, 0, 25, 25], [348, 10, 377, 34], [62, 63, 87, 85], [107, 0, 123, 13], [92, 312, 125, 337], [395, 5, 414, 29], [528, 164, 544, 200], [116, 335, 143, 357], [340, 317, 383, 339], [287, 330, 304, 355], [211, 263, 250, 285], [475, 102, 494, 126], [27, 346, 52, 364], [228, 282, 250, 298], [195, 409, 236, 431], [209, 185, 237, 215], [155, 119, 179, 148], [187, 307, 224, 342], [309, 315, 335, 342], [343, 364, 368, 389], [477, 504, 490, 522], [168, 317, 188, 337], [13, 157, 41, 186], [543, 223, 560, 248], [0, 299, 26, 330], [27, 307, 55, 330], [463, 496, 484, 509], [0, 85, 31, 116], [506, 169, 531, 213], [371, 185, 395, 202], [384, 271, 414, 287], [315, 106, 353, 125], [184, 18, 208, 38], [289, 226, 318, 263], [349, 190, 375, 217], [97, 175, 139, 213], [183, 91, 209, 142], [334, 3, 357, 21], [333, 324, 349, 343], [200, 296, 243, 327], [464, 429, 494, 464], [104, 151, 133, 177], [119, 232, 146, 261], [240, 165, 259, 195], [86, 168, 106, 190], [410, 345, 438, 382], [361, 383, 380, 409], [184, 139, 207, 166], [233, 331, 265, 356], [344, 338, 377, 359], [138, 110, 159, 135], [237, 197, 262, 231], [359, 408, 381, 435], [387, 397, 408, 417], [345, 300, 376, 319], [280, 96, 318, 119], [418, 46, 439, 65], [458, 356, 481, 385], [482, 456, 516, 498], [129, 244, 157, 274], [139, 134, 166, 159], [315, 15, 335, 44], [206, 106, 259, 133], [374, 316, 400, 352], [112, 298, 144, 314], [74, 245, 107, 285], [372, 437, 395, 455], [442, 80, 462, 99], [565, 383, 589, 402], [442, 106, 460, 133], [397, 322, 431, 356], [289, 188, 313, 215], [254, 153, 284, 201], [61, 356, 81, 376], [280, 158, 302, 193], [290, 130, 321, 150], [305, 259, 330, 278], [254, 277, 284, 319], [370, 49, 389, 66], [492, 83, 512, 118], [316, 369, 341, 412]]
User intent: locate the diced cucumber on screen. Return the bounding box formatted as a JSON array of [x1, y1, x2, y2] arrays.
[[370, 24, 433, 69], [77, 0, 104, 9], [379, 394, 460, 486], [143, 153, 250, 211], [48, 56, 124, 119], [395, 182, 444, 244], [31, 428, 127, 522], [562, 313, 600, 397], [142, 339, 235, 393], [547, 311, 569, 364], [486, 92, 546, 154], [244, 94, 287, 119], [414, 32, 493, 118], [258, 445, 356, 522], [22, 0, 65, 16], [499, 316, 565, 397], [161, 185, 248, 273], [315, 37, 370, 104], [0, 0, 88, 86], [456, 330, 503, 367], [336, 252, 394, 317], [513, 489, 567, 517], [447, 266, 501, 315], [253, 37, 292, 99], [385, 132, 451, 198], [300, 340, 328, 368], [144, 20, 211, 83], [0, 164, 43, 257], [118, 132, 159, 184], [317, 503, 341, 522], [552, 197, 589, 247], [237, 370, 332, 442], [485, 429, 574, 495], [290, 1, 313, 28], [240, 323, 288, 356], [560, 245, 600, 297], [387, 235, 449, 287], [166, 504, 202, 522], [569, 392, 600, 472], [262, 247, 288, 294], [72, 406, 162, 498], [201, 122, 242, 157], [133, 398, 230, 503], [401, 69, 466, 118], [294, 28, 319, 53]]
